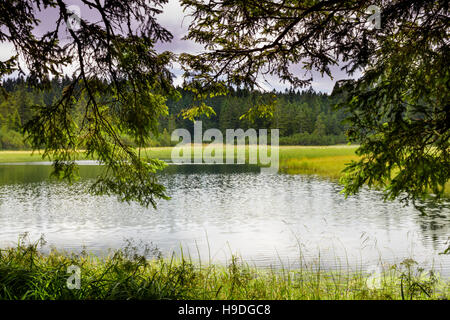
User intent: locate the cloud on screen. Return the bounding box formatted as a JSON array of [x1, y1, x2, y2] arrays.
[[0, 42, 15, 61], [156, 1, 360, 93], [1, 0, 360, 93]]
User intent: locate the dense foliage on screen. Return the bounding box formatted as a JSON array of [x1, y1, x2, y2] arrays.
[[0, 0, 177, 208], [0, 77, 349, 149], [180, 0, 449, 204]]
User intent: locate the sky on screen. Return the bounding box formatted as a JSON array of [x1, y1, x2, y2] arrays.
[[156, 0, 361, 93], [0, 0, 360, 94]]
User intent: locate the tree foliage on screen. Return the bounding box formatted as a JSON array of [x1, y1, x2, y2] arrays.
[[180, 0, 449, 204], [1, 78, 349, 149], [0, 0, 448, 208], [0, 0, 179, 207]]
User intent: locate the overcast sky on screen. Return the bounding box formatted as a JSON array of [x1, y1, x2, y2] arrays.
[[0, 0, 360, 93], [156, 0, 362, 93]]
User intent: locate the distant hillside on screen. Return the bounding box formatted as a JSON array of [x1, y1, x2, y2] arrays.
[[0, 77, 349, 150]]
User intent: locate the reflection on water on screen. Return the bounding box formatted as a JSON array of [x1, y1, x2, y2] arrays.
[[0, 164, 449, 276]]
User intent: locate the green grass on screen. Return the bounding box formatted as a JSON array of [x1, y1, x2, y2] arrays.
[[1, 145, 448, 195], [0, 150, 52, 163], [278, 155, 359, 179], [0, 145, 358, 166], [276, 145, 359, 178], [278, 145, 358, 160], [0, 145, 360, 182], [0, 237, 448, 300]]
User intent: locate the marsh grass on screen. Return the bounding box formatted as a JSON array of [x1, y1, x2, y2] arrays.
[[2, 146, 449, 196], [278, 155, 360, 178], [0, 145, 365, 182], [0, 146, 357, 163], [0, 236, 448, 300]]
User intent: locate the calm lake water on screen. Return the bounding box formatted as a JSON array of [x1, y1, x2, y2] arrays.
[[0, 163, 449, 276]]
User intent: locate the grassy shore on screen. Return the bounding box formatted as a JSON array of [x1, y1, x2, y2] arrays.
[[0, 239, 448, 300], [1, 145, 448, 194], [276, 146, 359, 178], [0, 146, 359, 178]]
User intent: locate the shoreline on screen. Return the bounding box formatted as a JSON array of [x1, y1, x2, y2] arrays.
[[0, 145, 358, 176], [1, 240, 448, 300]]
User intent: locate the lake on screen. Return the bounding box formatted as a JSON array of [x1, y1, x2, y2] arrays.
[[0, 163, 449, 276]]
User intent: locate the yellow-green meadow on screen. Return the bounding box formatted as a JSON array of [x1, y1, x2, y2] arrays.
[[0, 145, 359, 179]]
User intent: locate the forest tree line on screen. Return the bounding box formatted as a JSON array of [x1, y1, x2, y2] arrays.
[[0, 76, 349, 150]]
